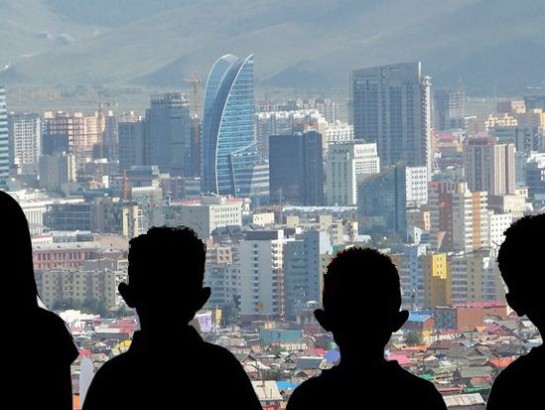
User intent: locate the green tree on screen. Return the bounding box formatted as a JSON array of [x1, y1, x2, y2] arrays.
[[405, 330, 424, 346]]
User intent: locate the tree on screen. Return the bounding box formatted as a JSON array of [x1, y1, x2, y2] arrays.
[[405, 330, 424, 346]]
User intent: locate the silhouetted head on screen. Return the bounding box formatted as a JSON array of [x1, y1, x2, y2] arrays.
[[119, 226, 209, 330], [498, 214, 545, 330], [0, 190, 39, 310], [314, 247, 408, 353]]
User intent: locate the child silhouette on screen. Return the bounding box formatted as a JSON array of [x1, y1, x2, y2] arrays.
[[287, 247, 447, 410], [487, 214, 545, 410], [83, 226, 261, 410], [1, 190, 78, 410]]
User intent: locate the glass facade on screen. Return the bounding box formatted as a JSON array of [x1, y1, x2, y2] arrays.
[[351, 63, 432, 175], [358, 163, 407, 238], [201, 54, 258, 196]]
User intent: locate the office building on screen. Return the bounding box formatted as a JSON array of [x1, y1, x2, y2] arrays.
[[464, 137, 515, 196], [269, 131, 324, 205], [357, 164, 407, 238], [118, 117, 145, 173], [144, 93, 192, 176], [201, 54, 260, 197], [326, 141, 380, 206], [351, 62, 432, 174], [283, 230, 332, 319]]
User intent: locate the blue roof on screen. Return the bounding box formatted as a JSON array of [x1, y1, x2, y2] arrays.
[[277, 381, 299, 391], [408, 311, 433, 322]]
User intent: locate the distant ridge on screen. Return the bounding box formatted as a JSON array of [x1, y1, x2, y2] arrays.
[[1, 0, 544, 95]]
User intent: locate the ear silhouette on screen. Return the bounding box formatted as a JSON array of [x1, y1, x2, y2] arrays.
[[118, 282, 136, 308], [314, 309, 332, 332], [392, 310, 409, 332]]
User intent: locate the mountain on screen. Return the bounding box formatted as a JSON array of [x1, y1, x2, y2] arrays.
[[1, 0, 544, 94]]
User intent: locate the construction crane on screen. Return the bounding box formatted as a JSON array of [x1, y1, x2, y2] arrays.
[[185, 75, 202, 176], [184, 75, 202, 117]]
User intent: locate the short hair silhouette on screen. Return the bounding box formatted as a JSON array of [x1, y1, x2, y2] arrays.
[[83, 225, 262, 410], [120, 225, 208, 325], [497, 213, 545, 295], [487, 213, 545, 410], [323, 247, 401, 314], [0, 190, 78, 410], [127, 225, 205, 289], [287, 246, 447, 410]]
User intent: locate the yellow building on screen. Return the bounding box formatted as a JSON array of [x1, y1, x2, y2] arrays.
[[421, 253, 451, 309]]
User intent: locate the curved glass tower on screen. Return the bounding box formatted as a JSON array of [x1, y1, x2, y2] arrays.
[[201, 54, 258, 196]]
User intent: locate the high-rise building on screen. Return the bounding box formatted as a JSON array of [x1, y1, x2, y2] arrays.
[[420, 252, 450, 309], [351, 62, 432, 175], [269, 131, 324, 205], [433, 82, 466, 131], [201, 54, 260, 197], [239, 229, 289, 320], [39, 153, 77, 195], [405, 166, 429, 208], [118, 119, 145, 173], [8, 113, 41, 175], [391, 244, 428, 310], [42, 110, 106, 169], [357, 164, 407, 238], [428, 182, 489, 252], [449, 250, 505, 304], [283, 230, 332, 319], [145, 93, 192, 177], [0, 87, 9, 186], [326, 141, 379, 206], [464, 137, 515, 196]]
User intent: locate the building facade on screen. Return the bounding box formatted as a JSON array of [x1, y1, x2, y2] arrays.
[[201, 54, 260, 197], [326, 141, 380, 206], [8, 113, 41, 175], [145, 93, 192, 176], [239, 229, 288, 320], [0, 87, 8, 186], [358, 164, 407, 238], [351, 62, 432, 174], [269, 131, 324, 205]]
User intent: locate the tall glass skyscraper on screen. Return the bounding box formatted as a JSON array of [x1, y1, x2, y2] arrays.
[[201, 54, 263, 197], [351, 62, 432, 176], [0, 87, 9, 187]]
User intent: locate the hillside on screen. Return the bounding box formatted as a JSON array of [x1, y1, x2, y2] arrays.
[[1, 0, 544, 94]]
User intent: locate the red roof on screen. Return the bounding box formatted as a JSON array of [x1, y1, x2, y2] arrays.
[[488, 357, 516, 369], [388, 354, 411, 366]]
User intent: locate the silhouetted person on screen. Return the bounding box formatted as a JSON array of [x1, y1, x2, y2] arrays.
[[287, 247, 447, 410], [0, 190, 78, 410], [486, 214, 545, 410], [83, 226, 262, 410]]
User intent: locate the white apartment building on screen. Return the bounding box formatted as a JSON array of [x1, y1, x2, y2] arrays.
[[326, 141, 379, 206], [406, 166, 429, 207], [239, 229, 290, 319], [177, 195, 243, 240], [8, 113, 41, 175]]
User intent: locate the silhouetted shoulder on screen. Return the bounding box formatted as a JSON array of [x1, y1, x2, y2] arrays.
[[487, 347, 545, 410], [287, 361, 446, 410]]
